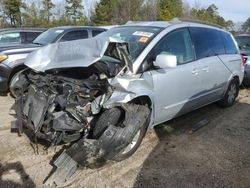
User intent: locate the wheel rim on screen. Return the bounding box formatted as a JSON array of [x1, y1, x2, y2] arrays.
[[228, 83, 237, 104], [121, 130, 141, 155]]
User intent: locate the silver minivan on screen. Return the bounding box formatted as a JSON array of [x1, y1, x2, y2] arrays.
[[11, 21, 244, 185]]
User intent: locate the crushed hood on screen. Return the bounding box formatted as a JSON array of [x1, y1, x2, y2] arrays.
[[25, 34, 129, 72]]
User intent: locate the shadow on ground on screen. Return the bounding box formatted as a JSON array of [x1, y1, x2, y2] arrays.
[[133, 101, 250, 188], [0, 162, 36, 188]]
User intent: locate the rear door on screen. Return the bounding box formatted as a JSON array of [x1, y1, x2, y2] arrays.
[[189, 27, 231, 103]]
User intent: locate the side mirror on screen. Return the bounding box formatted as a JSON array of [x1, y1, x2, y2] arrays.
[[154, 53, 177, 68]]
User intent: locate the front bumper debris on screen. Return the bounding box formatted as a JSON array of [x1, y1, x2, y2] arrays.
[[44, 104, 150, 187]]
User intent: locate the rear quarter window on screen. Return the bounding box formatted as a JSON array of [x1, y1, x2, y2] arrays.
[[222, 33, 238, 54], [60, 30, 88, 41], [92, 30, 105, 37], [189, 27, 225, 59], [25, 32, 42, 43]]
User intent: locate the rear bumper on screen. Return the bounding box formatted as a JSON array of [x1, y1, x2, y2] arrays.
[[0, 63, 12, 93]]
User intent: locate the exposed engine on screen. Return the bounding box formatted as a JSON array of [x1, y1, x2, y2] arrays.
[[13, 60, 123, 144]]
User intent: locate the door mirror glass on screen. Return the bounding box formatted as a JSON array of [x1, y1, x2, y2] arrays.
[[154, 53, 177, 68]]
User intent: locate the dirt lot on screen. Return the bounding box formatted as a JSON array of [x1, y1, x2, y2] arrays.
[[0, 89, 250, 188]]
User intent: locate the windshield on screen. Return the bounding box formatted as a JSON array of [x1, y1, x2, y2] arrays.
[[98, 26, 163, 61], [236, 36, 250, 51], [33, 28, 64, 45]]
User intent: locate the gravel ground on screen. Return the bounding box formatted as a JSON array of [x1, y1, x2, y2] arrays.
[[0, 89, 250, 188]]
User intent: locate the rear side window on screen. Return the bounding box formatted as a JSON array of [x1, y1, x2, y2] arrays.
[[92, 30, 104, 37], [25, 32, 41, 43], [189, 27, 225, 59], [0, 32, 21, 44], [222, 33, 238, 54], [235, 36, 250, 51], [60, 30, 88, 41], [151, 28, 195, 65]]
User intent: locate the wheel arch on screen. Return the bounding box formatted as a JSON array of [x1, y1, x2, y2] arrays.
[[8, 64, 27, 85]]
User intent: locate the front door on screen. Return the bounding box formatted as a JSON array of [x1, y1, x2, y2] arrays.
[[147, 28, 203, 125]]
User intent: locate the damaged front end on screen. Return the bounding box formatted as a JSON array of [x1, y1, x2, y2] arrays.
[[11, 38, 151, 187]]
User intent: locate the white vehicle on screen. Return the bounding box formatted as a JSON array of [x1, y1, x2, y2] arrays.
[[11, 20, 244, 186]]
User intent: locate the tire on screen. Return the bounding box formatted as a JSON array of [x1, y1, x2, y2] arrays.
[[93, 104, 150, 162], [9, 69, 23, 98], [218, 78, 239, 107], [113, 117, 149, 162], [93, 108, 122, 139]]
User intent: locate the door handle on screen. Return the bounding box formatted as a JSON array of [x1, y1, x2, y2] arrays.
[[202, 66, 209, 72], [192, 69, 199, 75]]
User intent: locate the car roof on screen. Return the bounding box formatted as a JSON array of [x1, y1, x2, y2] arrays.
[[0, 28, 46, 32], [235, 34, 250, 37], [50, 26, 107, 31], [125, 18, 224, 30], [125, 21, 172, 28]]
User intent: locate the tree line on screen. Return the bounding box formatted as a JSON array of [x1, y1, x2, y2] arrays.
[[0, 0, 249, 33]]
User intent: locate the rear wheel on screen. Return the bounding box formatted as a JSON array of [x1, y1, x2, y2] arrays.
[[218, 78, 239, 107]]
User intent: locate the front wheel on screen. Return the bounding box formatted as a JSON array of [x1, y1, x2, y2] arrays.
[[218, 78, 239, 107], [113, 122, 148, 161], [9, 69, 23, 98]]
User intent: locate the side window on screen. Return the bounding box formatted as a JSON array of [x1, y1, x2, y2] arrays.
[[0, 32, 21, 44], [222, 33, 237, 54], [189, 27, 225, 59], [25, 32, 42, 43], [151, 28, 195, 65], [92, 30, 105, 37], [60, 30, 88, 41]]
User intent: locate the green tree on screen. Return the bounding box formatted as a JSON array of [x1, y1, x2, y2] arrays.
[[41, 0, 55, 22], [2, 0, 25, 26], [22, 2, 40, 27], [91, 0, 147, 25], [116, 0, 144, 23], [65, 0, 84, 23], [158, 0, 183, 20], [191, 4, 234, 30], [140, 0, 158, 21], [91, 0, 118, 25], [242, 18, 250, 33]]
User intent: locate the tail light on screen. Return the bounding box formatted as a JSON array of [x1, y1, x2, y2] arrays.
[[241, 54, 246, 67]]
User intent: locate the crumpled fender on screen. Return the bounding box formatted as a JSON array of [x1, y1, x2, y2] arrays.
[[103, 72, 154, 109]]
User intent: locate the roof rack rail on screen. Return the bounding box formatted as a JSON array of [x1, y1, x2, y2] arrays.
[[170, 17, 223, 29]]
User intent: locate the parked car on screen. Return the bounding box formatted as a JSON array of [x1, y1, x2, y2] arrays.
[[11, 21, 244, 186], [0, 26, 107, 95], [0, 28, 45, 46], [235, 34, 250, 85]]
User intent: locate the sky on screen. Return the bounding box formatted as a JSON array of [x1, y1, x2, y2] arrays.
[[185, 0, 249, 22], [54, 0, 249, 23]]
